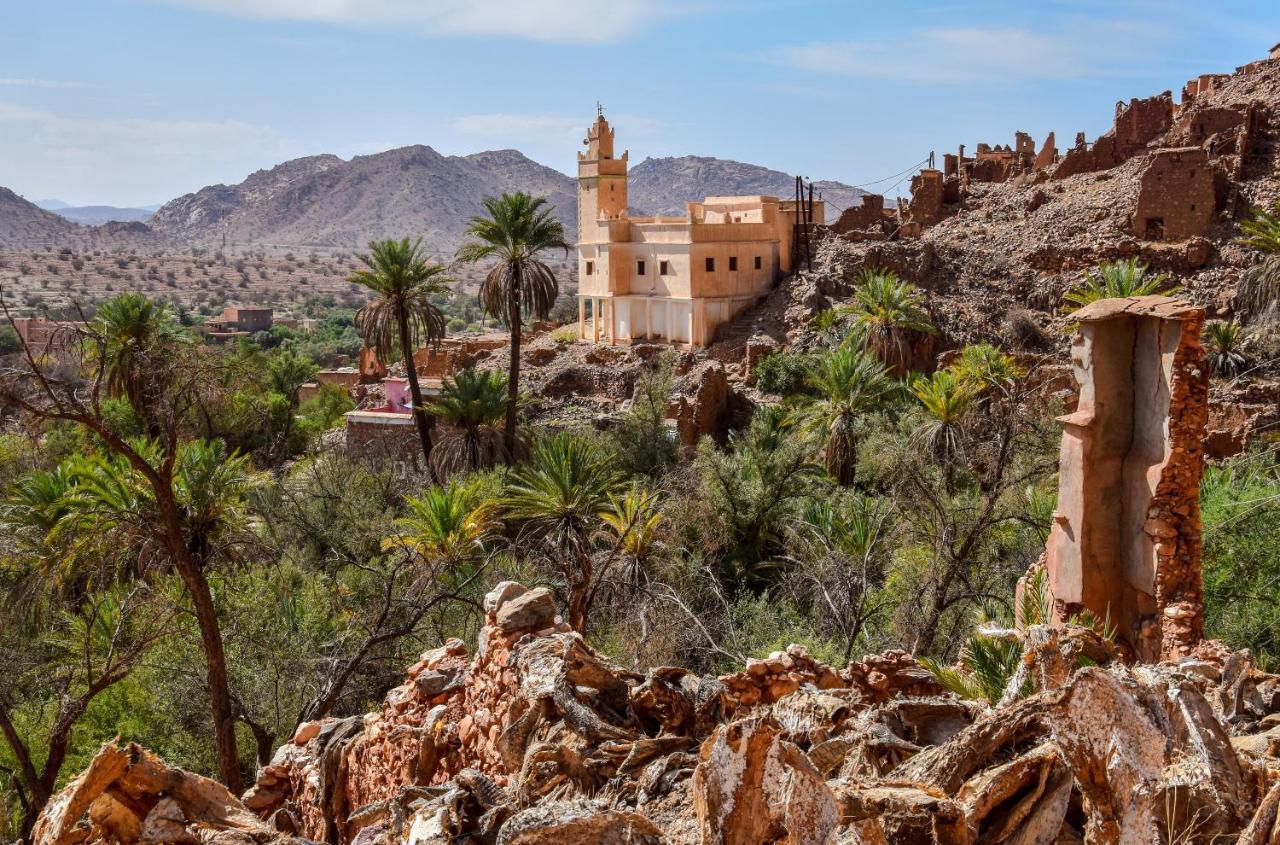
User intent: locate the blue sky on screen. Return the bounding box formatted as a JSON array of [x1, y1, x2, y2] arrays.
[[3, 1, 1278, 208]]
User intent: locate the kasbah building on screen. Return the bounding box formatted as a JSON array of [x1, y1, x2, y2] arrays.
[[575, 110, 822, 347]]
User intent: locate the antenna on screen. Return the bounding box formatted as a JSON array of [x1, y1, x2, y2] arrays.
[[596, 101, 605, 118]]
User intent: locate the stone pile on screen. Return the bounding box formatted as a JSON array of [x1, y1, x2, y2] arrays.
[[34, 580, 1280, 845]]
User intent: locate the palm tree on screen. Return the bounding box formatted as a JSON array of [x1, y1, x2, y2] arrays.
[[426, 368, 510, 479], [390, 480, 496, 569], [599, 486, 665, 588], [909, 370, 979, 477], [503, 432, 620, 630], [800, 342, 896, 485], [348, 239, 450, 470], [90, 293, 187, 431], [8, 439, 262, 792], [457, 193, 571, 458], [1062, 258, 1177, 308], [844, 269, 934, 374], [1237, 202, 1280, 324], [1204, 321, 1246, 378], [948, 343, 1025, 395]]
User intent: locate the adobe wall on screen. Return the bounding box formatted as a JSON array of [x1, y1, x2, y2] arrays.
[[1038, 296, 1208, 662], [1114, 92, 1175, 158], [1131, 147, 1215, 241]]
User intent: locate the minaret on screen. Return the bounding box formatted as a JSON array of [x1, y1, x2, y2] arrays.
[[577, 105, 628, 245]]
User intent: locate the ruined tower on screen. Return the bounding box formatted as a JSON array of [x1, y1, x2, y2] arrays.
[[576, 109, 628, 246], [1036, 296, 1210, 662]]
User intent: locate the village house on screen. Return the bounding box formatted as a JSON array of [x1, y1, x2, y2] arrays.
[[576, 111, 821, 347], [202, 306, 273, 341]]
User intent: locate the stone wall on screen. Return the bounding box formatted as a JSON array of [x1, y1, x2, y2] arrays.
[[1131, 147, 1216, 241], [1035, 296, 1209, 662]]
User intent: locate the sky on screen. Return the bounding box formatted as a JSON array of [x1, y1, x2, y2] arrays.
[[2, 0, 1279, 208]]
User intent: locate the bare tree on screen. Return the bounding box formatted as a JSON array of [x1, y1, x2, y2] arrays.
[[0, 584, 175, 840]]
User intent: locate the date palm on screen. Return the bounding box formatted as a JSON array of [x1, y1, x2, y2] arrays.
[[1237, 202, 1280, 324], [1204, 320, 1246, 378], [1062, 258, 1177, 308], [90, 293, 187, 432], [503, 432, 620, 631], [4, 439, 262, 791], [457, 193, 571, 458], [349, 239, 450, 470], [800, 341, 896, 485], [845, 269, 934, 374], [909, 369, 979, 480], [426, 368, 511, 479]]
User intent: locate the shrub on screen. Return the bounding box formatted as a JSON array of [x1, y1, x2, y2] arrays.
[[754, 351, 812, 396]]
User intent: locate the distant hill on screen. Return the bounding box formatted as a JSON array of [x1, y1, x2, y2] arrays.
[[147, 149, 576, 257], [146, 147, 868, 253], [35, 198, 71, 210], [628, 156, 866, 223], [9, 148, 867, 254], [46, 205, 154, 225]]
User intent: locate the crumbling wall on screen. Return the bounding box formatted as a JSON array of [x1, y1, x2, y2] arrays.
[[1114, 92, 1175, 157], [1132, 147, 1216, 241], [1038, 296, 1209, 662]]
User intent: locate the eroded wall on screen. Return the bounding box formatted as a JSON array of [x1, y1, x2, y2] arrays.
[[1040, 296, 1209, 662]]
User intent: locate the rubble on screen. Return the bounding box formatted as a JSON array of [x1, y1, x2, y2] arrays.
[[37, 588, 1280, 845]]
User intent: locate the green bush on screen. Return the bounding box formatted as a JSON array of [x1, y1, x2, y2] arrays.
[[753, 351, 812, 396]]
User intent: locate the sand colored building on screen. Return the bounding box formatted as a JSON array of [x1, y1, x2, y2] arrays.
[[576, 112, 821, 347]]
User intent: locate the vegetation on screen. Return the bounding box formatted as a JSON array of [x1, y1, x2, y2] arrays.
[[3, 228, 1279, 838], [457, 193, 571, 457], [843, 269, 934, 372], [1204, 321, 1246, 378], [1237, 202, 1280, 327], [1062, 257, 1177, 308]]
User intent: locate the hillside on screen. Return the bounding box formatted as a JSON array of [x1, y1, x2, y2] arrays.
[[0, 188, 80, 248]]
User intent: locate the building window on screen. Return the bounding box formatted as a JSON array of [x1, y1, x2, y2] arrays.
[[754, 256, 762, 270], [637, 260, 646, 276], [585, 261, 594, 275], [705, 257, 715, 272], [729, 256, 738, 272], [660, 260, 670, 275]]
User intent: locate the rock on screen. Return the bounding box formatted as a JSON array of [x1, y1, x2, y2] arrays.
[[292, 721, 321, 745], [485, 581, 528, 615], [495, 588, 557, 635]]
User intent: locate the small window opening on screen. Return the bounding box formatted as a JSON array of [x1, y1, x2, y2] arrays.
[[585, 261, 594, 275], [705, 257, 715, 272], [754, 256, 763, 270], [637, 260, 646, 276], [728, 256, 738, 272], [660, 260, 670, 275]]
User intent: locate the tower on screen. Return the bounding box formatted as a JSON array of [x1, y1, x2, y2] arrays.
[[577, 107, 628, 245]]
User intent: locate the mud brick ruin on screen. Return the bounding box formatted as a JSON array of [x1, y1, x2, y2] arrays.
[[1035, 296, 1209, 662], [831, 50, 1274, 246]]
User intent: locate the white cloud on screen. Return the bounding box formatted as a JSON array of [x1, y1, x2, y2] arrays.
[[146, 0, 662, 43], [0, 78, 93, 89], [774, 24, 1151, 84], [0, 104, 299, 206]]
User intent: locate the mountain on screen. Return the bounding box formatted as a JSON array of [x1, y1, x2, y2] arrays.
[[147, 147, 868, 252], [148, 148, 576, 256], [1, 188, 80, 248], [628, 156, 866, 223], [47, 205, 154, 225], [35, 198, 71, 210]]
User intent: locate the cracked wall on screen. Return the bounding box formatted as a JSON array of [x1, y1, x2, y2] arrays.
[[1041, 296, 1209, 662]]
